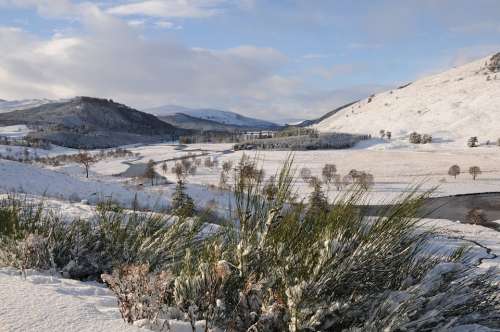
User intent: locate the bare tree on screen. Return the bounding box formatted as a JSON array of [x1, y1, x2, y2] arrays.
[[448, 165, 460, 179], [469, 166, 481, 180], [333, 174, 343, 190], [300, 167, 312, 183], [321, 164, 337, 186], [144, 159, 156, 185], [76, 151, 97, 178], [161, 162, 168, 175], [222, 160, 233, 174], [357, 172, 374, 190], [308, 176, 322, 189], [204, 157, 214, 168], [172, 162, 186, 181]]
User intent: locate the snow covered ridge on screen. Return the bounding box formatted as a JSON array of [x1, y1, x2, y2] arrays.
[[0, 98, 61, 113], [312, 53, 500, 143], [144, 105, 279, 129]]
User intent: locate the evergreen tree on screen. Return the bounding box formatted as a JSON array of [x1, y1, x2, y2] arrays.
[[171, 180, 195, 217], [307, 179, 328, 216]]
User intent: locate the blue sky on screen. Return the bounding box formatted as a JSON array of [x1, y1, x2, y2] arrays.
[[0, 0, 499, 121]]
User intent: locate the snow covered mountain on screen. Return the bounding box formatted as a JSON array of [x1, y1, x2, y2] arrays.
[[312, 53, 500, 143], [0, 98, 59, 113], [0, 97, 186, 148], [145, 105, 279, 130]]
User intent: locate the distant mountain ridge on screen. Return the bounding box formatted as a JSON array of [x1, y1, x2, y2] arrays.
[[0, 98, 61, 113], [157, 113, 255, 132], [0, 97, 186, 148], [145, 105, 280, 131], [311, 52, 500, 142]]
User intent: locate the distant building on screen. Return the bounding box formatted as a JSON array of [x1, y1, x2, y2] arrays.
[[242, 131, 276, 140]]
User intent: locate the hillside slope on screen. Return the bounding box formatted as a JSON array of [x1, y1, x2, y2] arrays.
[[313, 53, 500, 142], [146, 105, 279, 130], [0, 97, 186, 148]]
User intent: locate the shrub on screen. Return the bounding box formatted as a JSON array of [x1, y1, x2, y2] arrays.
[[422, 134, 432, 143], [466, 208, 487, 226], [409, 132, 422, 144], [468, 136, 478, 148], [102, 264, 173, 325], [0, 195, 203, 279]]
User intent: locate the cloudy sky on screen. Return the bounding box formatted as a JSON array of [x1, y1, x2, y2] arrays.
[[0, 0, 499, 121]]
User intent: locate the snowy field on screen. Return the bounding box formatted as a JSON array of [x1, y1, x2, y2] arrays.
[[3, 139, 500, 207]]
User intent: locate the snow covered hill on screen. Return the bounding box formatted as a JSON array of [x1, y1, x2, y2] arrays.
[[313, 53, 500, 143], [0, 99, 58, 113], [145, 105, 279, 129]]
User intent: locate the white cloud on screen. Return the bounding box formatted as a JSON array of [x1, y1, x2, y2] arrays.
[[302, 53, 333, 60], [107, 0, 229, 18], [0, 0, 399, 121], [127, 19, 145, 27], [0, 5, 307, 120], [0, 0, 76, 17], [155, 20, 174, 28]]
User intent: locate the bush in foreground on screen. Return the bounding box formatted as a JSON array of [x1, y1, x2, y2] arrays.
[[105, 157, 499, 331], [0, 195, 203, 279]]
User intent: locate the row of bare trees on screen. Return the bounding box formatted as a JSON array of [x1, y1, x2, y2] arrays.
[[448, 164, 482, 180], [300, 164, 375, 190]]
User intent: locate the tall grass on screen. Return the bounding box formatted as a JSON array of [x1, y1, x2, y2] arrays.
[[0, 195, 203, 279]]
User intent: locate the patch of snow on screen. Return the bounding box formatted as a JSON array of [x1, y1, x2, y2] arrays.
[[0, 125, 31, 138]]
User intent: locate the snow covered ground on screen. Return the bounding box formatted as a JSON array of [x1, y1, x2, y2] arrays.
[[0, 217, 498, 332], [0, 124, 31, 138], [4, 139, 500, 207], [0, 268, 208, 332]]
